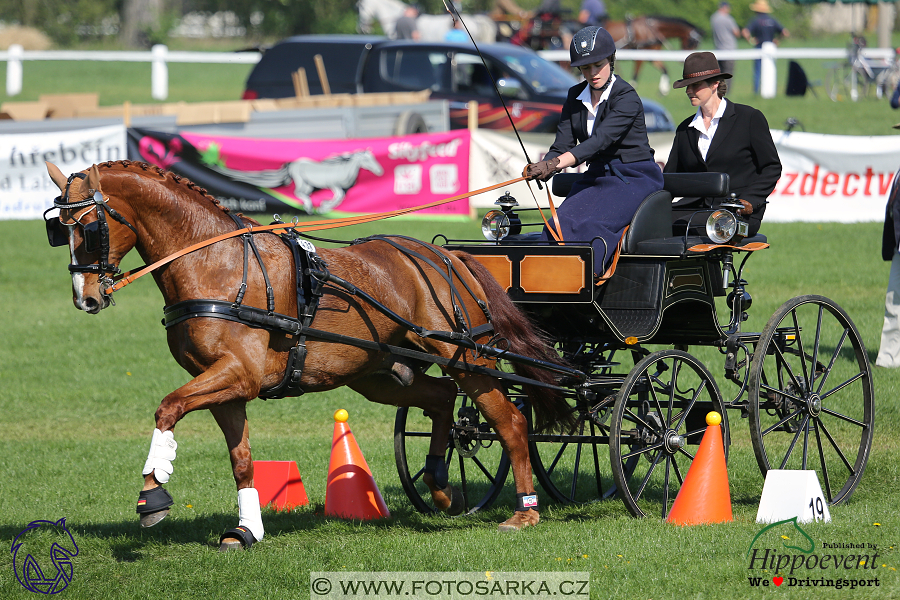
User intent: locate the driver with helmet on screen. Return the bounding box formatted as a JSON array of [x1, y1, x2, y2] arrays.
[[525, 26, 664, 274]]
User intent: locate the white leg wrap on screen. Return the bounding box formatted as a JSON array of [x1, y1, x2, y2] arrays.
[[238, 488, 264, 542], [142, 428, 177, 484]]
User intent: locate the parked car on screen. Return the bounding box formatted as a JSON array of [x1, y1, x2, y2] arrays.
[[242, 36, 675, 134]]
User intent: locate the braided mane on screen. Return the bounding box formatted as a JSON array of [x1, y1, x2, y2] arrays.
[[95, 160, 231, 214]]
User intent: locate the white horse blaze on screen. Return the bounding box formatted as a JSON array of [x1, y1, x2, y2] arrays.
[[142, 428, 177, 484], [68, 225, 86, 308], [237, 488, 265, 541]]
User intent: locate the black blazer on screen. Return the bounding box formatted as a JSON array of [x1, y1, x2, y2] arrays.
[[883, 166, 900, 260], [545, 77, 655, 166], [664, 101, 781, 214]]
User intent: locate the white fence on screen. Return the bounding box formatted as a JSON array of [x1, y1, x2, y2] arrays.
[[1, 43, 895, 101]]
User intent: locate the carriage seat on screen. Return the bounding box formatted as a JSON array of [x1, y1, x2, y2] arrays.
[[549, 171, 765, 256]]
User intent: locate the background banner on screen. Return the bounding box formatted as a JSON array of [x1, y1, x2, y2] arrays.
[[0, 125, 126, 219], [767, 130, 900, 222], [470, 130, 900, 223], [127, 128, 471, 217]]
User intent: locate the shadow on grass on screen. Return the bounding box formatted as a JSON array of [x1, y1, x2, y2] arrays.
[[0, 495, 515, 561]]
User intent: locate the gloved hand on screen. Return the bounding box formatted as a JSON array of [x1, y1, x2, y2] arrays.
[[736, 199, 753, 216], [524, 157, 560, 182]]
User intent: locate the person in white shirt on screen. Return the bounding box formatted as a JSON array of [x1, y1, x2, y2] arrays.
[[664, 51, 781, 237]]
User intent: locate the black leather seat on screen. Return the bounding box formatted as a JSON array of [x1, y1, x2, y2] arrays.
[[549, 171, 763, 256]]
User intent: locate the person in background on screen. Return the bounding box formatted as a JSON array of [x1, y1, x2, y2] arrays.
[[743, 0, 789, 94], [878, 133, 900, 367], [664, 51, 781, 238], [395, 3, 421, 41], [579, 0, 608, 27], [445, 18, 469, 42], [524, 26, 663, 275], [710, 1, 740, 76]]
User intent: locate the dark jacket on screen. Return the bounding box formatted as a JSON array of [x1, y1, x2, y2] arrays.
[[882, 166, 900, 260], [545, 77, 655, 166], [664, 100, 782, 216]]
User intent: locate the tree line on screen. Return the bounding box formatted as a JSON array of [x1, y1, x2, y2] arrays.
[[3, 0, 810, 48]]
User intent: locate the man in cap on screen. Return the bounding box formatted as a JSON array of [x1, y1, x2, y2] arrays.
[[710, 2, 740, 76], [743, 0, 789, 93]]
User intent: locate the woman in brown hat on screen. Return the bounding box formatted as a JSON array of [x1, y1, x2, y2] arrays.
[[664, 51, 781, 237]]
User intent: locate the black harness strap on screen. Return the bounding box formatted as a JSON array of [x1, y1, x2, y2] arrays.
[[228, 213, 275, 313], [355, 235, 492, 334], [161, 300, 574, 391]]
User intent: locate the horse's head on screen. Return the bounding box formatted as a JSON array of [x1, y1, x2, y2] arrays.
[[45, 162, 139, 314], [360, 149, 385, 176]]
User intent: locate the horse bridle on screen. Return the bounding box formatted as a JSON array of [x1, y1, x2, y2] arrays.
[[44, 172, 138, 293]]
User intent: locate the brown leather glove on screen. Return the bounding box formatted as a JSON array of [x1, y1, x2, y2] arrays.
[[736, 199, 753, 216], [525, 156, 560, 182]]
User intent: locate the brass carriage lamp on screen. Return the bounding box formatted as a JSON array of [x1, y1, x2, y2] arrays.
[[481, 191, 522, 241], [705, 194, 748, 245]]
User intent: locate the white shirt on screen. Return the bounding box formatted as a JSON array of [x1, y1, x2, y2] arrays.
[[577, 74, 617, 136], [689, 98, 728, 161]]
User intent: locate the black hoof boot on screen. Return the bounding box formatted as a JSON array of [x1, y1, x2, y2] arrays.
[[219, 526, 256, 552], [136, 486, 174, 528]]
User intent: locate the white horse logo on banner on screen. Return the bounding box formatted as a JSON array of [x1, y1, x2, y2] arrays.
[[211, 149, 384, 214]]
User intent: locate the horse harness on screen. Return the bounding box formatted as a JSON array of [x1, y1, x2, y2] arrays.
[[45, 172, 139, 295], [159, 222, 525, 398]]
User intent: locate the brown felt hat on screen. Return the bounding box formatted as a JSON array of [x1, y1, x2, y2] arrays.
[[672, 51, 733, 88]]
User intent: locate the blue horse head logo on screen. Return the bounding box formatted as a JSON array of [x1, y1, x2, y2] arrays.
[[11, 518, 79, 594]]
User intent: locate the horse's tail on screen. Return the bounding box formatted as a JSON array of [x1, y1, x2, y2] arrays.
[[453, 251, 576, 433]]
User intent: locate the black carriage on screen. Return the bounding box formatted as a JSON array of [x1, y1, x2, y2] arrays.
[[394, 172, 874, 519]]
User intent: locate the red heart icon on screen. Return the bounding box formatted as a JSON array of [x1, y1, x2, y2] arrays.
[[773, 577, 784, 586]]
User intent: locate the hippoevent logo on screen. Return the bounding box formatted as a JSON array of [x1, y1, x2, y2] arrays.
[[746, 517, 881, 590], [11, 518, 79, 594]]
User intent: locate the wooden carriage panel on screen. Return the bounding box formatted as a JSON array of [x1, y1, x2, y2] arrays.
[[444, 243, 594, 303], [471, 255, 513, 291], [520, 255, 586, 294]]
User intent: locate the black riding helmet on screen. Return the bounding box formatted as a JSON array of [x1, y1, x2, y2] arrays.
[[569, 26, 616, 67]]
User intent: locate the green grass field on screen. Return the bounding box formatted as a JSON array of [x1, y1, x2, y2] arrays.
[[0, 215, 898, 599]]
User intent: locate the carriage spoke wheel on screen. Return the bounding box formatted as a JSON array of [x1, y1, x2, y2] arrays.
[[748, 295, 874, 505], [525, 392, 624, 504], [610, 349, 729, 519], [525, 343, 639, 504], [394, 390, 510, 515]]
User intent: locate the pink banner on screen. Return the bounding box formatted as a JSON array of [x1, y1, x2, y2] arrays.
[[180, 130, 471, 216]]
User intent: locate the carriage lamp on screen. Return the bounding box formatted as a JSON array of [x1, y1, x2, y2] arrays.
[[481, 192, 522, 241], [705, 197, 748, 245]]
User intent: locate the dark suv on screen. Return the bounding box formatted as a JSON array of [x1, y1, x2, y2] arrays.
[[241, 36, 674, 134]]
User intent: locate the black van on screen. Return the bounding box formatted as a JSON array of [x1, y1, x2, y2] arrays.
[[241, 34, 386, 99]]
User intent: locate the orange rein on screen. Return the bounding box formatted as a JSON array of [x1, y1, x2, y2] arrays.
[[108, 175, 534, 294]]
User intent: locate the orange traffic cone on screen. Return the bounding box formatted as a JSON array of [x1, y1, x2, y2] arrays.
[[253, 460, 309, 511], [324, 409, 390, 520], [666, 411, 733, 525]]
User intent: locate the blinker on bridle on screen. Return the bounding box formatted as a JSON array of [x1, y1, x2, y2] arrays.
[[44, 171, 138, 297]]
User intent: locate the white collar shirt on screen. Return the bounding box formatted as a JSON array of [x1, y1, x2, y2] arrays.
[[689, 98, 728, 161], [577, 74, 617, 136]]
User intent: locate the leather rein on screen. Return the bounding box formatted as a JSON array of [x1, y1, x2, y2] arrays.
[[47, 174, 529, 302]]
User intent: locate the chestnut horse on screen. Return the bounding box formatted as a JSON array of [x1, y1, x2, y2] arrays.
[[45, 160, 571, 550], [606, 16, 704, 93]]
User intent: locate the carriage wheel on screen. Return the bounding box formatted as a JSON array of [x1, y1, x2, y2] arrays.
[[526, 393, 622, 504], [527, 344, 640, 504], [610, 349, 729, 519], [394, 391, 510, 515], [748, 295, 873, 505]]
